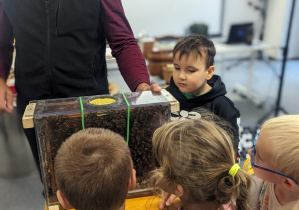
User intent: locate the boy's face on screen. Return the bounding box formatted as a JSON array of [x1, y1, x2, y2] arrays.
[[249, 131, 282, 183], [172, 52, 214, 96]]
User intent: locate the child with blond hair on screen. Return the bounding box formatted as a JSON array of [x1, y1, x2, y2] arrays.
[[150, 118, 252, 210], [54, 128, 136, 210], [248, 115, 299, 209]]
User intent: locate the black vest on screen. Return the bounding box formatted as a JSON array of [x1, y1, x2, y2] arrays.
[[3, 0, 108, 102]]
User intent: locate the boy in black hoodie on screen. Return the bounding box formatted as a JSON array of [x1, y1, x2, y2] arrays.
[[166, 35, 240, 154]]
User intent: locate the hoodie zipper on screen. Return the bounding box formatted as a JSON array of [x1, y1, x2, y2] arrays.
[[45, 0, 54, 96], [55, 0, 61, 36]]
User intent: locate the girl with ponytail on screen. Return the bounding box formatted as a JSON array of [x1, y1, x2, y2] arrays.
[[150, 117, 252, 210]]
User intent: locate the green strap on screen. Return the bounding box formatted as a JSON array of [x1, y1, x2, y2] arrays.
[[122, 93, 130, 144], [79, 96, 85, 130]]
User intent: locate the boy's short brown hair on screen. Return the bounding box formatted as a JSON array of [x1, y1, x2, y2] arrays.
[[54, 128, 132, 210], [173, 35, 216, 69]]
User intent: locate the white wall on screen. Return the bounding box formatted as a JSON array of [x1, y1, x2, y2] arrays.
[[286, 0, 299, 59], [263, 0, 299, 59], [122, 0, 223, 37], [122, 0, 264, 40]]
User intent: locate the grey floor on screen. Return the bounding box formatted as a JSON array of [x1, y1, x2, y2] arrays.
[[0, 58, 298, 209]]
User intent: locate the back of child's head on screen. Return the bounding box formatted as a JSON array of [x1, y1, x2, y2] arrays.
[[173, 35, 216, 69], [150, 118, 251, 210], [54, 128, 132, 210], [261, 115, 299, 184], [192, 107, 239, 154]]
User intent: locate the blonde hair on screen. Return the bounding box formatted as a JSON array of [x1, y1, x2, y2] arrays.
[[261, 115, 299, 183], [54, 128, 132, 210], [150, 119, 251, 209]]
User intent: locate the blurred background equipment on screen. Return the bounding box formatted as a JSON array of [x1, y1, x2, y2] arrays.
[[258, 0, 296, 124], [162, 64, 175, 85], [147, 35, 180, 77], [226, 23, 254, 45], [188, 23, 208, 37]]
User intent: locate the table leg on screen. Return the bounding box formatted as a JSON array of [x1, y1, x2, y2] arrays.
[[233, 51, 265, 108]]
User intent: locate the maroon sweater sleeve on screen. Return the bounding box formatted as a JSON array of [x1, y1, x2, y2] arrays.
[[0, 0, 14, 81], [100, 0, 150, 91]]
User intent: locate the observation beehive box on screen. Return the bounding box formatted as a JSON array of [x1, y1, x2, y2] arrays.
[[22, 90, 178, 208]]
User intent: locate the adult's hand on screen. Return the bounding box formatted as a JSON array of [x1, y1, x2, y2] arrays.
[[159, 192, 179, 209], [135, 82, 162, 93], [0, 78, 13, 113]]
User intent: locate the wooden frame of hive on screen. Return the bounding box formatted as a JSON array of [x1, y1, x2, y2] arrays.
[[23, 90, 179, 209]]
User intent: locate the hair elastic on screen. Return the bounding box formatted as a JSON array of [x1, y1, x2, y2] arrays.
[[228, 163, 240, 177]]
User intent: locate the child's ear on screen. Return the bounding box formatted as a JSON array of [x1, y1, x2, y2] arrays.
[[56, 190, 73, 209], [206, 66, 215, 80], [128, 169, 136, 191], [175, 184, 184, 197], [281, 178, 298, 191]]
